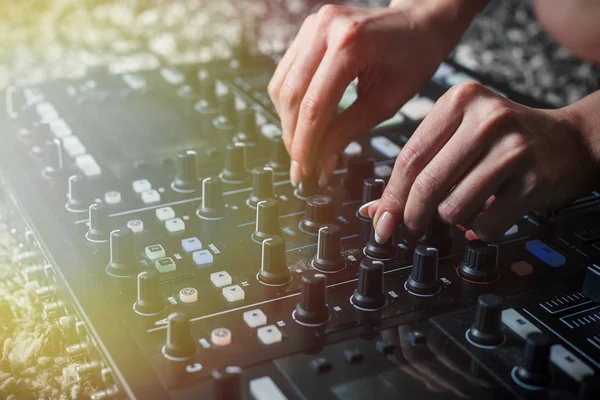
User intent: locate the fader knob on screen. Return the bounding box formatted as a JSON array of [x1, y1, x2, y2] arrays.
[[197, 176, 226, 219], [458, 240, 498, 282], [294, 272, 329, 326], [66, 175, 88, 212], [43, 138, 64, 178], [351, 259, 386, 310], [467, 294, 505, 347], [86, 203, 109, 242], [364, 225, 397, 260], [247, 167, 275, 208], [220, 143, 247, 183], [344, 156, 375, 198], [106, 228, 137, 277], [312, 224, 345, 273], [172, 150, 198, 192], [234, 107, 258, 144], [405, 246, 440, 296], [513, 333, 553, 389], [301, 195, 334, 234], [361, 178, 385, 206], [163, 312, 195, 361], [134, 270, 164, 316], [419, 217, 453, 257], [296, 170, 320, 199], [266, 136, 290, 175], [212, 366, 242, 400], [252, 199, 281, 242], [258, 236, 291, 285]]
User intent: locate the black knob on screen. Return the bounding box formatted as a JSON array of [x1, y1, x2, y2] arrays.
[[66, 175, 88, 212], [247, 167, 275, 208], [513, 333, 553, 389], [467, 294, 505, 347], [212, 366, 242, 400], [364, 225, 397, 260], [220, 143, 247, 183], [266, 136, 290, 175], [252, 199, 281, 242], [296, 170, 320, 199], [197, 176, 226, 219], [163, 312, 195, 361], [134, 270, 164, 316], [406, 246, 440, 296], [87, 203, 109, 242], [106, 227, 137, 277], [258, 236, 291, 285], [312, 224, 345, 272], [458, 240, 498, 282], [234, 108, 258, 144], [301, 195, 334, 234], [43, 138, 64, 178], [361, 178, 385, 206], [172, 150, 198, 192], [198, 71, 217, 105], [344, 156, 374, 198], [419, 217, 453, 257], [351, 259, 386, 310], [219, 91, 236, 118], [294, 272, 329, 326]]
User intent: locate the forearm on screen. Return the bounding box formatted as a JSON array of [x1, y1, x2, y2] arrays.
[[563, 90, 600, 171]]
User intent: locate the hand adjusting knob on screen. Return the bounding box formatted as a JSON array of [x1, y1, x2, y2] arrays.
[[172, 150, 198, 192], [162, 312, 195, 361], [466, 293, 505, 348], [295, 170, 320, 199], [301, 195, 334, 234], [405, 246, 440, 296], [247, 167, 275, 208], [458, 240, 499, 282], [252, 199, 281, 243], [294, 272, 329, 326], [197, 176, 226, 220], [361, 178, 385, 208], [258, 235, 291, 285], [220, 143, 247, 183], [134, 270, 164, 316], [312, 224, 345, 273], [512, 333, 553, 390], [364, 225, 397, 260], [351, 259, 386, 311], [106, 227, 137, 277]]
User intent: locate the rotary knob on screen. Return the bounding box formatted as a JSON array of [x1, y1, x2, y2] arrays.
[[234, 108, 258, 144], [512, 333, 553, 389], [212, 366, 242, 400], [466, 294, 505, 347], [106, 228, 137, 277], [214, 92, 236, 133], [364, 225, 397, 260], [134, 270, 164, 316], [198, 71, 217, 105], [220, 143, 247, 183], [419, 217, 453, 257], [252, 199, 281, 243], [296, 170, 320, 199], [86, 203, 109, 242], [258, 236, 291, 285], [43, 138, 64, 178], [351, 259, 386, 311], [405, 246, 440, 296], [162, 312, 195, 361], [66, 175, 88, 212], [247, 167, 275, 208], [172, 150, 198, 193], [300, 195, 334, 234], [361, 178, 385, 206], [343, 156, 374, 198], [266, 136, 290, 175], [197, 176, 226, 220], [293, 272, 329, 326], [312, 224, 345, 273], [458, 240, 499, 282]]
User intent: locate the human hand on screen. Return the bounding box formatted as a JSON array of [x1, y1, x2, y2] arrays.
[[362, 81, 600, 243], [268, 1, 484, 187]]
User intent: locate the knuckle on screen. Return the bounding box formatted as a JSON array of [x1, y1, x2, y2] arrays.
[[267, 81, 279, 102], [438, 200, 462, 225], [337, 19, 364, 48], [503, 133, 531, 160], [279, 79, 300, 108], [395, 145, 421, 176], [381, 185, 405, 212], [412, 170, 439, 201], [479, 105, 515, 132], [299, 95, 322, 124], [445, 81, 484, 110], [317, 4, 343, 24]]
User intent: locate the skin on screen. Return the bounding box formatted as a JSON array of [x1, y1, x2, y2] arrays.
[[269, 0, 600, 244]]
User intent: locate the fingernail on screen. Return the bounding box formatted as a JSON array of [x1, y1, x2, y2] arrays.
[[358, 199, 379, 218], [374, 211, 395, 245], [318, 172, 328, 188], [290, 161, 301, 187]]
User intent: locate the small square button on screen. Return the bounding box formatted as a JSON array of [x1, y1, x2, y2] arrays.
[[182, 237, 202, 253], [211, 271, 232, 288], [257, 325, 282, 345], [310, 357, 332, 374], [192, 250, 214, 267], [344, 348, 364, 364], [222, 285, 245, 302], [141, 189, 161, 204], [243, 309, 267, 328], [145, 244, 166, 260], [156, 207, 175, 221], [133, 179, 152, 193], [155, 257, 176, 273], [165, 218, 185, 233]]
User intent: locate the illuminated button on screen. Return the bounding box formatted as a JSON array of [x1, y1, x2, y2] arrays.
[[243, 309, 267, 328], [550, 344, 594, 382], [76, 154, 102, 177], [165, 218, 185, 233], [257, 325, 282, 345], [49, 119, 72, 138], [370, 136, 401, 158], [525, 240, 566, 267], [249, 377, 288, 400], [133, 179, 152, 193], [141, 189, 161, 204], [127, 219, 144, 233], [501, 308, 541, 339], [374, 165, 392, 178], [210, 271, 232, 288], [344, 142, 362, 156], [62, 136, 87, 157], [192, 250, 214, 267], [211, 328, 232, 346], [155, 257, 176, 273], [179, 287, 198, 303], [145, 244, 166, 260], [156, 207, 175, 221], [104, 191, 121, 205], [182, 237, 202, 253], [222, 285, 245, 302], [400, 96, 434, 120]]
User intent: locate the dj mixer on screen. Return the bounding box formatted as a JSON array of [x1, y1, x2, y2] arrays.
[[1, 51, 599, 400]]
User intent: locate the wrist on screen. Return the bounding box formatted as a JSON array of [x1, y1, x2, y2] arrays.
[[561, 91, 600, 168]]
